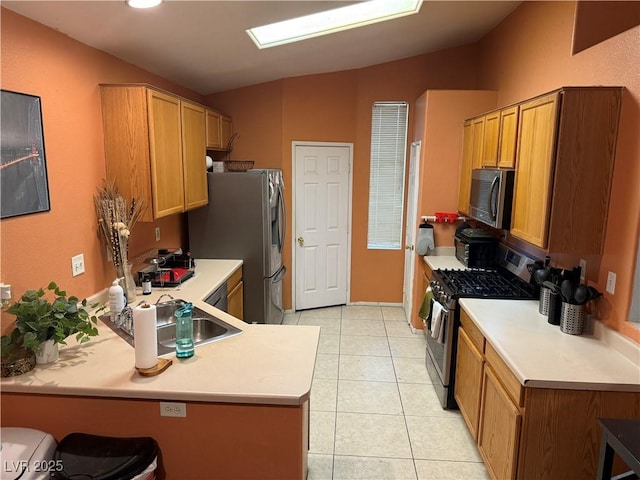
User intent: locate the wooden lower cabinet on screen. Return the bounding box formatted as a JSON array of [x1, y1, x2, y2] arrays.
[[227, 266, 243, 320], [478, 365, 522, 480], [456, 308, 640, 480], [455, 327, 484, 440]]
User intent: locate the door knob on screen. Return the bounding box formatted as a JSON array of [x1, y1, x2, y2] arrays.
[[405, 245, 414, 251], [297, 236, 304, 246]]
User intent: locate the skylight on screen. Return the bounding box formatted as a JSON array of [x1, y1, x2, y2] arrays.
[[126, 0, 162, 8], [247, 0, 423, 49]]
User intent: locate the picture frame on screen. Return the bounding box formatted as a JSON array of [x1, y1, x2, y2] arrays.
[[1, 89, 50, 219]]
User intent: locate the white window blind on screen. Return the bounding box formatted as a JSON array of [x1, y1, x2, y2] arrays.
[[367, 102, 409, 249]]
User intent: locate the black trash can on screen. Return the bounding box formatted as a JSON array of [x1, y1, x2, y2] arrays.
[[51, 433, 158, 480]]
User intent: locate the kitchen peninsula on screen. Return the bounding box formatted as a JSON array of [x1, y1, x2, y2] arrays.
[[1, 259, 320, 480]]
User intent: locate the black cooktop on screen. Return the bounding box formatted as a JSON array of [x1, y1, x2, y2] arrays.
[[433, 268, 536, 300]]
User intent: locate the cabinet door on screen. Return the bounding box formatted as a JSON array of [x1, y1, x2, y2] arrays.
[[227, 267, 244, 320], [481, 112, 500, 167], [510, 93, 560, 248], [181, 101, 208, 211], [147, 89, 185, 219], [206, 109, 222, 149], [455, 327, 484, 440], [497, 106, 518, 169], [470, 116, 485, 170], [220, 115, 233, 151], [101, 85, 155, 222], [478, 366, 522, 480], [228, 280, 244, 320], [457, 120, 474, 214]]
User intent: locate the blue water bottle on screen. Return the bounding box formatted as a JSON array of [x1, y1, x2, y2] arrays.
[[175, 302, 194, 358]]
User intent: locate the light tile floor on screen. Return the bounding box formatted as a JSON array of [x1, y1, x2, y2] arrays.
[[284, 305, 490, 480]]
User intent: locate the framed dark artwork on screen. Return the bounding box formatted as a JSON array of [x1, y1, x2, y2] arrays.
[[1, 90, 50, 219]]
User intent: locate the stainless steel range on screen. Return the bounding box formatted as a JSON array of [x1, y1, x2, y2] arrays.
[[425, 244, 538, 409]]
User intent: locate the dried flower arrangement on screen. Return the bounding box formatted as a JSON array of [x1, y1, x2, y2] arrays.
[[94, 181, 145, 299]]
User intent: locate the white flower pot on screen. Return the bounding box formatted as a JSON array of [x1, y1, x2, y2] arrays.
[[35, 339, 59, 364]]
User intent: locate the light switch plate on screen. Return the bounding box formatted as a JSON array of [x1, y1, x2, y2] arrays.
[[606, 271, 616, 294], [155, 227, 161, 242], [71, 254, 85, 276]]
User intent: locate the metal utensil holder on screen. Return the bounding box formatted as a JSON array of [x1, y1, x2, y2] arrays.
[[539, 287, 551, 315], [560, 303, 585, 335]]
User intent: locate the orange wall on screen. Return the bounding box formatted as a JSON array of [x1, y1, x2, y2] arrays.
[[0, 9, 198, 331], [3, 393, 306, 479], [3, 3, 637, 342], [408, 90, 499, 329], [416, 90, 498, 247], [476, 1, 640, 342], [208, 45, 482, 306]]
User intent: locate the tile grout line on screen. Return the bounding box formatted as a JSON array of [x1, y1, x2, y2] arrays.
[[388, 312, 421, 480], [330, 309, 343, 479]]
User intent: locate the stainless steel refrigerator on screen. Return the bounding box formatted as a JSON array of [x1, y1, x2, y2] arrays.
[[187, 170, 286, 324]]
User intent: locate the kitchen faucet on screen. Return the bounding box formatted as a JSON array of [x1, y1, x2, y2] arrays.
[[155, 293, 174, 305]]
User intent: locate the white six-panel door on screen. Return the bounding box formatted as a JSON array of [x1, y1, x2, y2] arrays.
[[403, 141, 421, 324], [294, 143, 351, 310]]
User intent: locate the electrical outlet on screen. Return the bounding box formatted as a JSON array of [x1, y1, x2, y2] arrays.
[[579, 259, 587, 283], [160, 402, 186, 417], [71, 254, 85, 276], [606, 271, 616, 294], [155, 227, 161, 242], [0, 284, 11, 305]]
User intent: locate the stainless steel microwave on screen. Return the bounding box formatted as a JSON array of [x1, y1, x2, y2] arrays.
[[469, 168, 515, 229]]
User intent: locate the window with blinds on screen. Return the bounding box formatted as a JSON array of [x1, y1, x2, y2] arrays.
[[367, 102, 409, 250]]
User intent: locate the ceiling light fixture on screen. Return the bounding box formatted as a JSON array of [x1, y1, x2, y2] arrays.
[[247, 0, 423, 49], [126, 0, 162, 9]]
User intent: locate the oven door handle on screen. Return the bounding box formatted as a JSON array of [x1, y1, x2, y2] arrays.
[[433, 298, 450, 315]]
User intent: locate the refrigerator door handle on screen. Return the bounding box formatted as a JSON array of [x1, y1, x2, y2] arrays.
[[269, 264, 287, 283], [278, 185, 286, 254]]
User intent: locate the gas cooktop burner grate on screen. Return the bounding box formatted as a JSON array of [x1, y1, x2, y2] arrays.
[[434, 268, 536, 299]]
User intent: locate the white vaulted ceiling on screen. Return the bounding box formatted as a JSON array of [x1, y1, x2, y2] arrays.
[[3, 1, 521, 95]]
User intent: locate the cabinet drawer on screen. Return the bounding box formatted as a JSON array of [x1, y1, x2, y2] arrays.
[[460, 309, 485, 353], [485, 343, 524, 407], [227, 267, 243, 290]]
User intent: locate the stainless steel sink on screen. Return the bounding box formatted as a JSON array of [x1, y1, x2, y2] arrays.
[[100, 299, 242, 356]]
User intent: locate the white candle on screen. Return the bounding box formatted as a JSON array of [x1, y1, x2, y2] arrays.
[[133, 303, 158, 369]]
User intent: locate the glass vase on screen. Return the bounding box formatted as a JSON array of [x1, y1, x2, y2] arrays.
[[117, 263, 137, 304]]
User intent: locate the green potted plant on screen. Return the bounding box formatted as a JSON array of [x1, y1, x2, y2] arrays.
[[1, 281, 104, 366]]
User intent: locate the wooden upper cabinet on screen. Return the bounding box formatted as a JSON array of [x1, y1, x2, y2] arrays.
[[457, 120, 474, 214], [206, 110, 233, 151], [497, 106, 518, 168], [470, 116, 485, 170], [481, 111, 500, 167], [511, 88, 622, 254], [101, 84, 209, 221], [510, 93, 560, 248], [458, 115, 487, 214], [480, 106, 518, 169], [221, 115, 233, 150], [206, 109, 222, 149], [147, 89, 185, 219], [181, 101, 208, 211]]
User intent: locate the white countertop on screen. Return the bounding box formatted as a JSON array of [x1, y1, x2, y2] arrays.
[[460, 298, 640, 392], [1, 259, 320, 406]]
